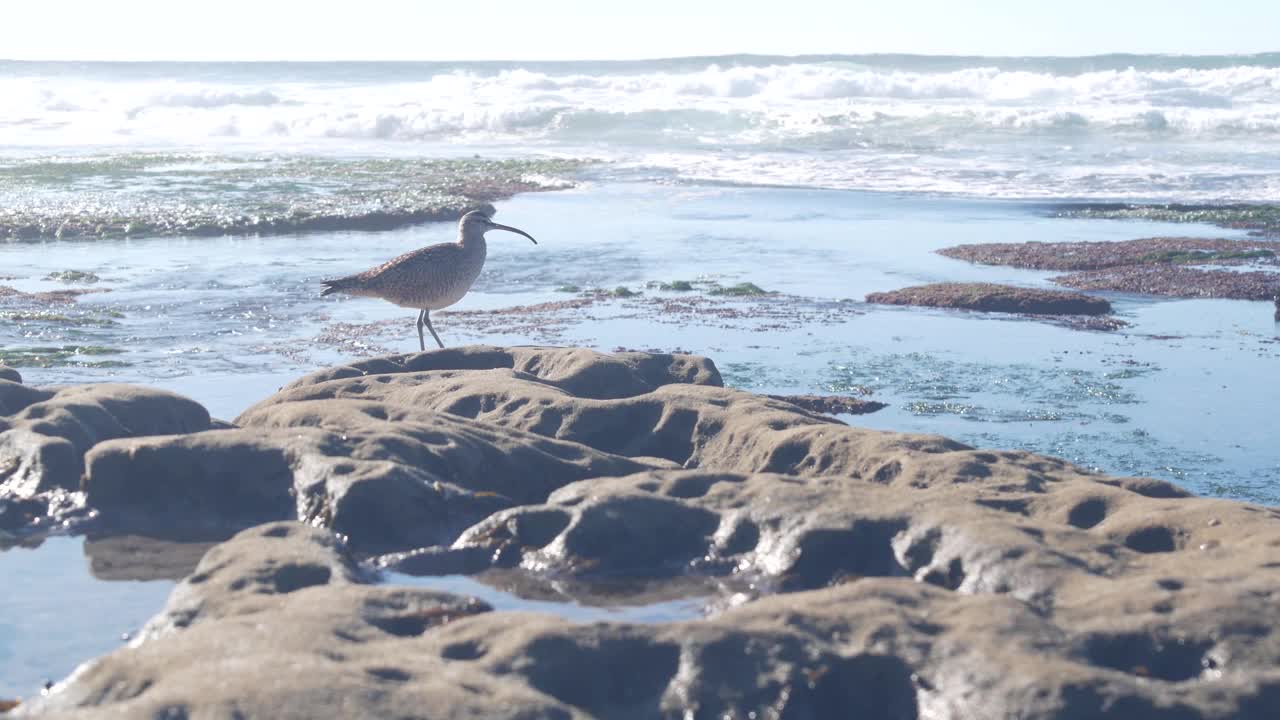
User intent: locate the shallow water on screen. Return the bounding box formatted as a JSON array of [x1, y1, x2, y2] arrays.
[[3, 182, 1275, 497], [387, 571, 711, 624], [0, 537, 175, 697]]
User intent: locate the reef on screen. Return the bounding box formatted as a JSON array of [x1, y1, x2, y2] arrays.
[[939, 237, 1280, 301], [866, 282, 1112, 316], [1047, 203, 1280, 237], [4, 346, 1279, 719], [0, 156, 588, 241]]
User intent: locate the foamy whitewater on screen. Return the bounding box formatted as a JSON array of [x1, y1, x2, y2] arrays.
[[4, 53, 1280, 200]]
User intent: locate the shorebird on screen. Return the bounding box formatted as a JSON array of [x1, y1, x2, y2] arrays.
[[320, 210, 537, 350]]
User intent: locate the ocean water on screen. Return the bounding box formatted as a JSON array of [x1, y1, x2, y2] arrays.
[[2, 55, 1279, 699], [3, 53, 1280, 200]]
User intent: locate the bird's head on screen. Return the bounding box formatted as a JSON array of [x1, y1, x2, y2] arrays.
[[460, 210, 537, 244]]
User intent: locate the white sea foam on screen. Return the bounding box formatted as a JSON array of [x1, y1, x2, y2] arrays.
[[2, 58, 1278, 200]]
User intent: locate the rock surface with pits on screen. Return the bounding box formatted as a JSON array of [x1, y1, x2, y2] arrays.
[[0, 381, 211, 533], [6, 346, 1280, 718]]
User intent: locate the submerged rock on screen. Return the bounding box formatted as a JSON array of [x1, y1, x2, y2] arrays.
[[0, 156, 590, 241], [1054, 265, 1280, 301], [1047, 203, 1280, 236], [939, 237, 1280, 301], [940, 236, 1280, 272], [867, 282, 1112, 316], [766, 393, 886, 416]]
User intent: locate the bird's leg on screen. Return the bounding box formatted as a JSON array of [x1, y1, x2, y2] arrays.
[[423, 310, 445, 349], [416, 309, 427, 351]]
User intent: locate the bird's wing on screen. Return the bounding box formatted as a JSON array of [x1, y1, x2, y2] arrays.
[[355, 243, 462, 294]]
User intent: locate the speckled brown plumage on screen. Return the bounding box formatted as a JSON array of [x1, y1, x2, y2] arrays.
[[321, 210, 537, 350]]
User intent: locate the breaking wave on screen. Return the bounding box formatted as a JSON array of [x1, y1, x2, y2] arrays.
[[2, 54, 1279, 200]]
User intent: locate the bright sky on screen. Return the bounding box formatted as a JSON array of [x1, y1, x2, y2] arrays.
[[4, 0, 1277, 61]]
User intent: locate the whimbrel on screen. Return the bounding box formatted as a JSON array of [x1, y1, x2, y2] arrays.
[[320, 210, 537, 350]]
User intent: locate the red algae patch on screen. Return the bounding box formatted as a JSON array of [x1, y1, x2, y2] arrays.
[[938, 237, 1280, 272], [0, 285, 106, 305], [866, 282, 1112, 316], [1054, 266, 1280, 300], [938, 237, 1280, 301]]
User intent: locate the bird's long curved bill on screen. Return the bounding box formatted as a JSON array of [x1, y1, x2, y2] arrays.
[[492, 222, 538, 244]]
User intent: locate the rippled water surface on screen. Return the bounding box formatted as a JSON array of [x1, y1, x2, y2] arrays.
[[0, 537, 176, 697]]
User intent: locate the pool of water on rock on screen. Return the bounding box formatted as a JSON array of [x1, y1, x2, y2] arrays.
[[3, 181, 1278, 702], [0, 537, 175, 697], [386, 572, 713, 624]]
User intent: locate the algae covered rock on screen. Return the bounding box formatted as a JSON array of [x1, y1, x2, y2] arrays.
[[867, 281, 1112, 315]]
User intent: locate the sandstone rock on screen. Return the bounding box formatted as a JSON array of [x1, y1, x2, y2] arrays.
[[240, 356, 952, 478], [86, 399, 656, 551], [866, 282, 1112, 316], [74, 348, 720, 548], [0, 381, 50, 416], [278, 345, 723, 400], [0, 384, 211, 535], [13, 523, 542, 720], [13, 347, 1280, 718], [20, 518, 1280, 719]]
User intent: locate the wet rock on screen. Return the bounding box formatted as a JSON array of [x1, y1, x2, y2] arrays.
[[0, 385, 211, 497], [277, 345, 723, 400], [1047, 203, 1280, 236], [13, 522, 549, 720], [244, 348, 971, 484], [940, 236, 1280, 271], [767, 393, 886, 416], [0, 366, 20, 384], [21, 513, 1280, 719], [0, 384, 211, 535], [1054, 266, 1280, 301], [86, 400, 656, 551], [0, 156, 588, 241], [867, 282, 1112, 316], [0, 497, 45, 532], [42, 270, 101, 284], [939, 237, 1280, 301]]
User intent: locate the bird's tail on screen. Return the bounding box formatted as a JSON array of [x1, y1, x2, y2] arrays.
[[320, 277, 355, 297]]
